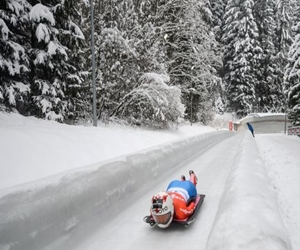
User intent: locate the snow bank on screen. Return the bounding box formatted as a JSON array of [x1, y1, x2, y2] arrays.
[[256, 135, 300, 249], [205, 133, 292, 250], [0, 131, 233, 250], [0, 112, 217, 190]]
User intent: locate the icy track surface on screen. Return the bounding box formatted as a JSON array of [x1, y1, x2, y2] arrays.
[[1, 132, 300, 250], [62, 134, 298, 250]]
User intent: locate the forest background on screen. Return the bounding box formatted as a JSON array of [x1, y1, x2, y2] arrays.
[[1, 0, 300, 128]]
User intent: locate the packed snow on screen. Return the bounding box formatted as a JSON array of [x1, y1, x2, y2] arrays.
[[0, 112, 300, 250]]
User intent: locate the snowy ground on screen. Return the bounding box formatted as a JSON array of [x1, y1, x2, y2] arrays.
[[0, 112, 217, 191], [0, 112, 300, 250]]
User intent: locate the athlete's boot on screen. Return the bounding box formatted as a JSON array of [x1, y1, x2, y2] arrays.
[[189, 170, 198, 186]]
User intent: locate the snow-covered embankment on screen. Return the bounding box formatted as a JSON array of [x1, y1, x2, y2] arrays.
[[0, 131, 232, 250], [205, 133, 292, 250]]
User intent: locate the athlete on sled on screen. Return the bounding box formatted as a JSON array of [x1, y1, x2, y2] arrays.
[[150, 170, 198, 228]]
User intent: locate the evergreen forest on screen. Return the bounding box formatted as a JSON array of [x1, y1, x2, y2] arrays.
[[1, 0, 300, 127]]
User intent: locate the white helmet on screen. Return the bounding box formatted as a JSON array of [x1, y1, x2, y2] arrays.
[[151, 191, 174, 228]]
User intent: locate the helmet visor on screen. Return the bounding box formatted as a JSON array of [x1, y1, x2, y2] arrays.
[[153, 212, 172, 225]]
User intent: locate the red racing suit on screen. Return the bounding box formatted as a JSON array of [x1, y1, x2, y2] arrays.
[[166, 173, 197, 220], [167, 191, 196, 220]]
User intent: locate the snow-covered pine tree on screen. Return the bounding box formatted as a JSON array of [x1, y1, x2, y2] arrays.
[[275, 0, 293, 55], [253, 0, 280, 112], [90, 0, 169, 126], [188, 0, 223, 124], [200, 0, 227, 115], [75, 0, 98, 122], [51, 0, 88, 123], [106, 0, 183, 127], [95, 0, 140, 121], [29, 2, 69, 121], [209, 0, 227, 43], [284, 2, 300, 126], [200, 0, 226, 117], [156, 0, 221, 124], [0, 0, 31, 114], [273, 0, 293, 111], [222, 0, 263, 116], [132, 0, 167, 74]]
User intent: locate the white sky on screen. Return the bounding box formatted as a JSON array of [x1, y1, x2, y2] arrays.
[[0, 112, 300, 250]]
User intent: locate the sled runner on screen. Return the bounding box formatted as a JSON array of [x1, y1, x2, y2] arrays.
[[143, 194, 205, 228]]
